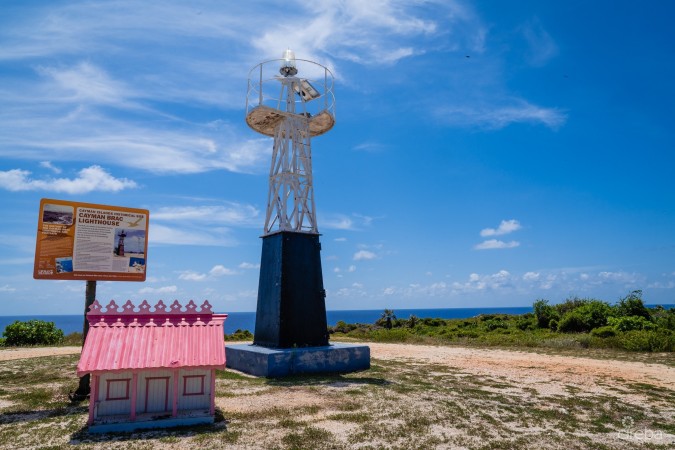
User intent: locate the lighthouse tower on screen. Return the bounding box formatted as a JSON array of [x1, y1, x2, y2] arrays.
[[116, 230, 126, 256], [226, 50, 369, 376], [245, 50, 335, 348]]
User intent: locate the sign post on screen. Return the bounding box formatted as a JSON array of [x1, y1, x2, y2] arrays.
[[33, 199, 149, 401]]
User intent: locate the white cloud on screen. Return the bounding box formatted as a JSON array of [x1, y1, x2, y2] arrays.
[[322, 213, 376, 231], [0, 284, 16, 292], [209, 265, 237, 277], [178, 271, 207, 281], [523, 271, 540, 281], [239, 262, 260, 270], [348, 265, 356, 272], [0, 165, 137, 193], [38, 62, 136, 107], [353, 250, 377, 261], [481, 219, 522, 237], [452, 270, 513, 293], [176, 265, 237, 282], [149, 223, 237, 247], [521, 18, 558, 67], [474, 239, 520, 250], [436, 101, 567, 130], [354, 141, 386, 152], [39, 161, 62, 174], [152, 204, 259, 226], [139, 285, 178, 294]]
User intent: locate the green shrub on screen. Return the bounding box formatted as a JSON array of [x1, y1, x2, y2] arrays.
[[63, 332, 83, 346], [516, 317, 536, 331], [224, 329, 254, 341], [0, 337, 5, 347], [554, 297, 588, 316], [549, 319, 558, 331], [618, 330, 674, 352], [614, 290, 650, 320], [533, 299, 559, 328], [590, 326, 616, 338], [370, 328, 411, 342], [2, 320, 64, 346], [557, 300, 612, 333], [421, 317, 445, 327], [483, 318, 508, 331], [406, 315, 419, 328], [608, 316, 657, 332], [652, 307, 675, 331]]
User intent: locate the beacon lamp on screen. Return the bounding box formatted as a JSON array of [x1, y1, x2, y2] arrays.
[[280, 48, 298, 76]]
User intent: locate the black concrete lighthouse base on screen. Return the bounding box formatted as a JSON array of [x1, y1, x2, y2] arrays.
[[226, 231, 371, 377], [252, 231, 329, 348]]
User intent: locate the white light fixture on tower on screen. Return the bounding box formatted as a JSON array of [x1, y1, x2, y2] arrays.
[[279, 48, 297, 77]]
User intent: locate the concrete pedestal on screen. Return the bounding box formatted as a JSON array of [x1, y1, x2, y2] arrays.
[[226, 343, 370, 378]]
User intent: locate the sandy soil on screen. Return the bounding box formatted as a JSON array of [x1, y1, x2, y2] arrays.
[[366, 342, 675, 391], [0, 346, 81, 361], [1, 344, 672, 391], [1, 342, 673, 448]]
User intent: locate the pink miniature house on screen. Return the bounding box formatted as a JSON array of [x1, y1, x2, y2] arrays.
[[77, 299, 227, 433]]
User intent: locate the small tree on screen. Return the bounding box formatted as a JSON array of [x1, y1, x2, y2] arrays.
[[558, 300, 612, 333], [406, 315, 419, 328], [533, 299, 559, 329], [614, 290, 651, 320], [377, 309, 397, 329], [2, 320, 64, 346]]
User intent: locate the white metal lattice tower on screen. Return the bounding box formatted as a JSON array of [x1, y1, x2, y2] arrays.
[[245, 50, 335, 235]]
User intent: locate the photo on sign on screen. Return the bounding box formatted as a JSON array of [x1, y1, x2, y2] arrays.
[[114, 228, 145, 256], [55, 257, 73, 273], [42, 203, 73, 225], [129, 257, 146, 273]]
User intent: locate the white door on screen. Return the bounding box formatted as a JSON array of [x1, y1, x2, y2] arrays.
[[144, 377, 170, 413]]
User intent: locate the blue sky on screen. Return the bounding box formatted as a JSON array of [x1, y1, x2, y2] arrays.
[[1, 0, 674, 315]]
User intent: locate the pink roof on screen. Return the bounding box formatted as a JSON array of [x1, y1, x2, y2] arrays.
[[77, 299, 227, 377]]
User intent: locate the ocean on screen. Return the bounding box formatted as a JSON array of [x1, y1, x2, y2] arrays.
[[1, 305, 671, 336], [0, 307, 534, 336]]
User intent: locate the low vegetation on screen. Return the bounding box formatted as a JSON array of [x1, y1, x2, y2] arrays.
[[329, 290, 674, 353], [1, 319, 64, 347], [224, 329, 254, 341]]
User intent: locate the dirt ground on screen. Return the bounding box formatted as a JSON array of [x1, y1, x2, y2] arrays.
[[1, 343, 673, 449], [2, 343, 671, 391]]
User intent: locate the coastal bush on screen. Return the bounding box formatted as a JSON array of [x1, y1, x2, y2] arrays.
[[325, 296, 672, 353], [617, 330, 674, 352], [516, 316, 536, 331], [614, 290, 651, 320], [554, 297, 588, 316], [2, 320, 64, 346], [607, 316, 656, 332], [225, 329, 254, 341], [370, 328, 411, 342], [0, 337, 5, 347], [557, 300, 612, 333], [652, 307, 675, 331], [421, 317, 445, 327], [533, 299, 559, 328], [63, 332, 83, 346], [590, 326, 616, 338], [482, 318, 508, 331], [406, 315, 419, 328], [376, 309, 397, 329]]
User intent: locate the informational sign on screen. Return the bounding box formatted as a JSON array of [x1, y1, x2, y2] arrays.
[[34, 198, 149, 281]]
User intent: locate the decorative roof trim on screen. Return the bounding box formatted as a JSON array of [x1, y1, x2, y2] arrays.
[[87, 299, 214, 317]]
